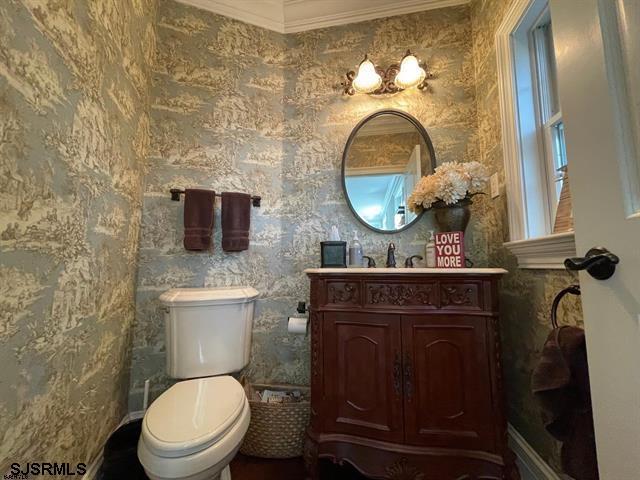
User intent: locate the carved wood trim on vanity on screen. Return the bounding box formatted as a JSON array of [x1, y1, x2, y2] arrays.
[[327, 280, 360, 305], [367, 283, 436, 307], [305, 270, 519, 480]]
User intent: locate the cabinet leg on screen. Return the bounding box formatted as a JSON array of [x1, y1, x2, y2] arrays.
[[304, 436, 319, 480]]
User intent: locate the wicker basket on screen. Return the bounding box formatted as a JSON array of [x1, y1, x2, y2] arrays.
[[240, 382, 310, 458]]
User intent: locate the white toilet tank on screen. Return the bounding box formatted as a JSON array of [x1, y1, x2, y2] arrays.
[[159, 286, 259, 379]]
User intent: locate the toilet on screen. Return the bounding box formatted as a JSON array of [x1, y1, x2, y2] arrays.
[[138, 286, 259, 480]]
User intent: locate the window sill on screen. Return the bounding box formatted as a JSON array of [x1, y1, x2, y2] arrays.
[[503, 231, 576, 269]]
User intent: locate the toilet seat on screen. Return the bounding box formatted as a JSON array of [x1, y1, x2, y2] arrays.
[[138, 376, 250, 480], [138, 400, 249, 480], [142, 376, 246, 457]]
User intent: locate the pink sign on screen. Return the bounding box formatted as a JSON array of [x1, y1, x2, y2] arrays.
[[434, 231, 465, 268]]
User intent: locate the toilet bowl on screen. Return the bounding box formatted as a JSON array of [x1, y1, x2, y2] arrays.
[[138, 376, 250, 480]]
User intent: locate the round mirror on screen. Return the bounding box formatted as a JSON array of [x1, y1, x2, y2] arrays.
[[342, 110, 436, 233]]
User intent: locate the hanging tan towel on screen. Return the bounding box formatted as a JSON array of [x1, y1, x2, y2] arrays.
[[221, 192, 251, 252], [183, 188, 215, 251], [532, 326, 598, 480]]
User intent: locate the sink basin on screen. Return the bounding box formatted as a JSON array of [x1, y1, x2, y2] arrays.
[[304, 267, 507, 275]]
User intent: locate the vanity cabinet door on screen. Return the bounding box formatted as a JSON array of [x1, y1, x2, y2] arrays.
[[323, 312, 404, 443], [401, 315, 495, 451]]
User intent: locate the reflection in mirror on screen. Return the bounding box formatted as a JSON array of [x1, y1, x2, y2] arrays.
[[343, 111, 435, 233]]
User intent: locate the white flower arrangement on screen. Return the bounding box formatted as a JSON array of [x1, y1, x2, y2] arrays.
[[408, 161, 489, 212]]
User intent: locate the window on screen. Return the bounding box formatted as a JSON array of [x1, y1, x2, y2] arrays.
[[531, 15, 571, 229], [496, 0, 576, 268]]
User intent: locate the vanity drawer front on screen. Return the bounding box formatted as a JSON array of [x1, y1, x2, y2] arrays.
[[315, 276, 493, 314], [364, 281, 438, 308], [439, 280, 482, 311], [323, 279, 362, 307]]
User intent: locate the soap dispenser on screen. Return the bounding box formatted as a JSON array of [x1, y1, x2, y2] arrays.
[[425, 230, 436, 267], [348, 231, 363, 267]]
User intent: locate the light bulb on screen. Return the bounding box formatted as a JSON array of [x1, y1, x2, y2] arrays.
[[352, 56, 382, 94], [394, 52, 426, 90]]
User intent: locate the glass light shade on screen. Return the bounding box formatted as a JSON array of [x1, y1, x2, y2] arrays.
[[394, 53, 426, 89], [352, 58, 382, 93]]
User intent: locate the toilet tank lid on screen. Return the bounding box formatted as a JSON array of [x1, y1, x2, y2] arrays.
[[159, 286, 259, 306]]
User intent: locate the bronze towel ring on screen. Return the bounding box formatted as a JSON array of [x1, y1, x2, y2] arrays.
[[551, 284, 581, 329]]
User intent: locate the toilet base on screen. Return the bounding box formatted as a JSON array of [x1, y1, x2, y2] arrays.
[[141, 444, 239, 480], [220, 465, 231, 480]]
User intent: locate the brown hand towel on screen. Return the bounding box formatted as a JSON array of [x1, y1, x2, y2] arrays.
[[183, 188, 215, 251], [221, 192, 251, 252], [532, 326, 599, 480]]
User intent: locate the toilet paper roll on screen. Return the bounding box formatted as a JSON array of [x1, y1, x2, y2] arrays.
[[287, 316, 308, 335]]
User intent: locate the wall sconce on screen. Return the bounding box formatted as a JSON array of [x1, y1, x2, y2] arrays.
[[342, 50, 432, 96]]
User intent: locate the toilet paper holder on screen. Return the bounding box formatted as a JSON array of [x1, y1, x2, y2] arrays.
[[287, 302, 309, 336], [296, 301, 308, 314]]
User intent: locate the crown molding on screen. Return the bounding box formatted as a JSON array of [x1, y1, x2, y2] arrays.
[[174, 0, 470, 34], [175, 0, 285, 33], [284, 0, 470, 33]]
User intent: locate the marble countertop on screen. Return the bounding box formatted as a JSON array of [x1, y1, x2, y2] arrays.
[[304, 267, 508, 275]]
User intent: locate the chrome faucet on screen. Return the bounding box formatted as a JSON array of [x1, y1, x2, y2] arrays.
[[386, 242, 396, 268]]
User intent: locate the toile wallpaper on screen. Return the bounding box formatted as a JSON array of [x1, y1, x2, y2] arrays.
[[470, 0, 583, 470], [129, 0, 479, 410], [0, 0, 582, 473], [347, 131, 425, 169], [0, 0, 156, 471]]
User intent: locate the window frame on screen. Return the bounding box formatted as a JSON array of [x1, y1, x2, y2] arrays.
[[495, 0, 576, 268]]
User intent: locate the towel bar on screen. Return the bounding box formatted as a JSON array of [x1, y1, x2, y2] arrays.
[[169, 188, 261, 207]]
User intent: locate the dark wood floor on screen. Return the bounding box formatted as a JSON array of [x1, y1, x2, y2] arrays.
[[230, 454, 368, 480]]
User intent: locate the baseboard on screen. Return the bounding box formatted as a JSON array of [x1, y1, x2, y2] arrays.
[[83, 411, 146, 480], [84, 416, 556, 480], [508, 424, 563, 480]]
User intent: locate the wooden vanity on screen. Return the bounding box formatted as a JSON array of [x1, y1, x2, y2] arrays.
[[304, 268, 519, 480]]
